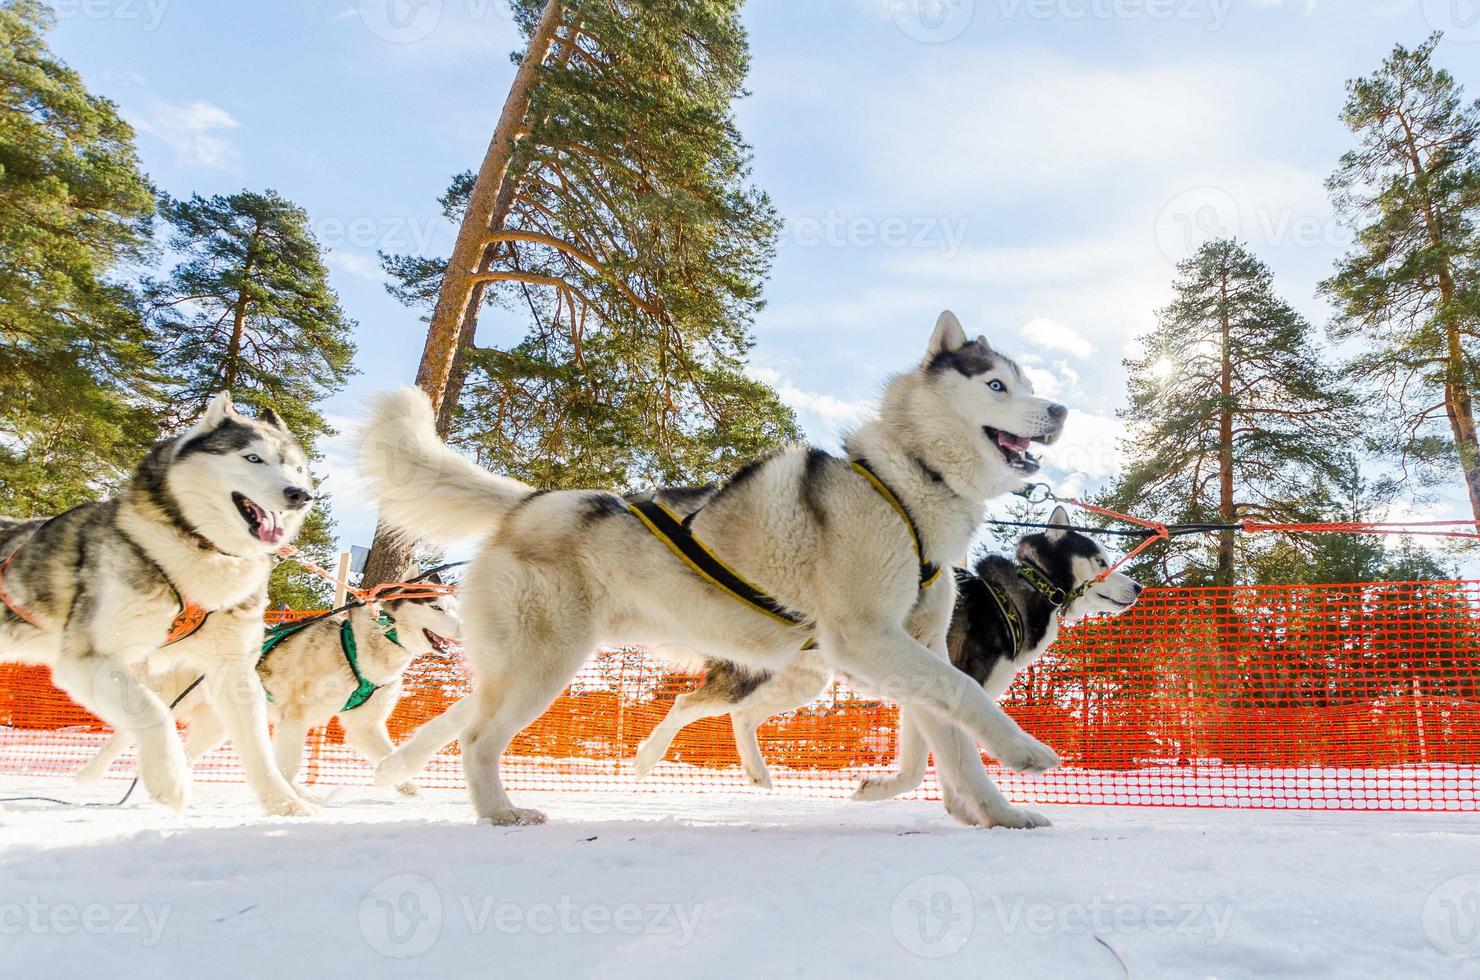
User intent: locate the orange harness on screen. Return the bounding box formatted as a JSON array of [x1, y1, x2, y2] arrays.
[[0, 549, 209, 647]]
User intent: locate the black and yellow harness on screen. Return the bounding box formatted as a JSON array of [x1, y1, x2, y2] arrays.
[[970, 559, 1093, 654], [627, 458, 941, 647], [258, 612, 400, 713]]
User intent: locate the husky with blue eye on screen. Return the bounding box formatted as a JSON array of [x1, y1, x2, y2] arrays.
[[363, 312, 1074, 828], [0, 394, 317, 815], [631, 511, 1142, 797]]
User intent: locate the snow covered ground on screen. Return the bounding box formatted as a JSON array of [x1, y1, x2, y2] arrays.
[[2, 779, 1478, 978]]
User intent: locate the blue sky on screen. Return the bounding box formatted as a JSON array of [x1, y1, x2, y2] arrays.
[[43, 0, 1480, 562]]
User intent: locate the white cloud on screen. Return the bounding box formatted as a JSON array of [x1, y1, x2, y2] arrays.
[[128, 99, 240, 170], [327, 251, 382, 282], [748, 366, 874, 446], [1020, 318, 1094, 360]]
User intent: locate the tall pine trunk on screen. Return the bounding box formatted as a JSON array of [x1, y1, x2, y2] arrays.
[[1216, 269, 1236, 586], [360, 0, 564, 588]]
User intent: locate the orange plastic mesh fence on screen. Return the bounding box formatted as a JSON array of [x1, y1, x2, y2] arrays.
[[2, 580, 1476, 811]]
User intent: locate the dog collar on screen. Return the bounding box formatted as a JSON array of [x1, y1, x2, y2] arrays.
[[1018, 560, 1089, 609]]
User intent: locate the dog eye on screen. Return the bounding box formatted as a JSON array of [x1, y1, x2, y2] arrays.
[[244, 454, 264, 464], [986, 380, 1006, 393], [1097, 557, 1108, 568]]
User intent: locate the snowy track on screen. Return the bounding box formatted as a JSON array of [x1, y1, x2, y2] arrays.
[[2, 782, 1478, 977]]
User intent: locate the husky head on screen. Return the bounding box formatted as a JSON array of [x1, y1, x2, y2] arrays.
[[1016, 505, 1142, 619], [155, 393, 315, 554], [380, 575, 461, 658], [921, 311, 1067, 478]]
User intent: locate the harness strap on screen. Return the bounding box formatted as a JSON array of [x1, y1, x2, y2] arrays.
[[966, 572, 1025, 653], [848, 459, 942, 589], [1018, 559, 1090, 609], [627, 499, 811, 630], [0, 551, 45, 630], [338, 618, 382, 712]]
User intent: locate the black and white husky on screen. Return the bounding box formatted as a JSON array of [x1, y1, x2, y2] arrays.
[[363, 312, 1073, 829], [76, 586, 462, 797], [633, 509, 1142, 794], [0, 394, 317, 814]]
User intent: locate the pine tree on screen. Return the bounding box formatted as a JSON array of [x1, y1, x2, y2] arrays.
[[1101, 239, 1354, 585], [1322, 34, 1480, 527], [0, 0, 159, 514], [145, 190, 357, 604], [361, 0, 799, 584]]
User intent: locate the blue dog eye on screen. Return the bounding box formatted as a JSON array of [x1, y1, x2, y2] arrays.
[[987, 380, 1006, 392], [244, 454, 264, 464]]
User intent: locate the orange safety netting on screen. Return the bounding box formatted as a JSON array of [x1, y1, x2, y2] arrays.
[[1, 580, 1476, 811]]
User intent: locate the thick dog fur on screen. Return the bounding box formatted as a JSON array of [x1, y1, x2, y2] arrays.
[[0, 394, 317, 815], [76, 592, 461, 796], [362, 312, 1070, 828], [632, 510, 1142, 793]]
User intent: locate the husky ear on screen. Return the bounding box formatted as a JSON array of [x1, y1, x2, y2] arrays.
[[202, 392, 236, 427], [927, 310, 967, 356], [422, 572, 444, 586], [1047, 505, 1071, 542], [258, 407, 290, 433]]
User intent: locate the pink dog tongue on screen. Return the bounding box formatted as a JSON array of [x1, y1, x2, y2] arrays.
[[258, 510, 284, 544], [997, 431, 1032, 452]]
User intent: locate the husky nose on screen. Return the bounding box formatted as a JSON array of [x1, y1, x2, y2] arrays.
[[1048, 403, 1068, 422], [283, 486, 314, 509], [1132, 582, 1144, 596]]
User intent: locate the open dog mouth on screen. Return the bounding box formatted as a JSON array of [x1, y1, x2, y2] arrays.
[[984, 428, 1045, 473], [232, 492, 286, 545], [423, 629, 458, 655]]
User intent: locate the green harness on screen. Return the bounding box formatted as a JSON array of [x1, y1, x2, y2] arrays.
[[258, 612, 400, 713]]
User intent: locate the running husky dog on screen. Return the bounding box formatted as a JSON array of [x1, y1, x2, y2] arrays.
[[363, 312, 1069, 828], [0, 394, 316, 815], [75, 586, 462, 796], [632, 509, 1142, 792]]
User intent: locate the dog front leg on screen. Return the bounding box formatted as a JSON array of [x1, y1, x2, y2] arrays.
[[822, 620, 1058, 775], [853, 713, 929, 801], [51, 642, 189, 811], [375, 693, 479, 788], [340, 696, 418, 796], [200, 660, 315, 816]]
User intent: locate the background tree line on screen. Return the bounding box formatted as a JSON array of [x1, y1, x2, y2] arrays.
[[1086, 34, 1478, 588]]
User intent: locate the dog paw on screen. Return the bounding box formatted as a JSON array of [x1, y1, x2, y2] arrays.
[[374, 752, 415, 787], [396, 781, 420, 798], [994, 735, 1060, 774], [744, 769, 774, 790], [140, 747, 191, 812], [988, 805, 1052, 830], [477, 807, 547, 826], [853, 776, 905, 802], [262, 793, 318, 817], [632, 742, 662, 779]]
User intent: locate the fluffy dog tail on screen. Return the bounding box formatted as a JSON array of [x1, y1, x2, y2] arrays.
[[359, 387, 534, 545]]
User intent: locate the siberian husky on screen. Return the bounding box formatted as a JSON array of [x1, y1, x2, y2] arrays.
[[0, 394, 316, 815], [76, 586, 462, 796], [362, 312, 1070, 828], [632, 509, 1143, 793]]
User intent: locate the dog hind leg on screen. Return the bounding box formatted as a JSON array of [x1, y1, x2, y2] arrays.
[[853, 713, 930, 802], [633, 688, 740, 779]]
